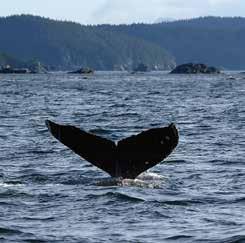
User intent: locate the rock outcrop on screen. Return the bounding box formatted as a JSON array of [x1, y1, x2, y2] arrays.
[[170, 63, 220, 74], [0, 65, 30, 74], [68, 67, 94, 74], [0, 61, 48, 74]]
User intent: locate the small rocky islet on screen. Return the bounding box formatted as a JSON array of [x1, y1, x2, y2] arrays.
[[68, 67, 94, 74], [170, 63, 221, 74], [0, 62, 47, 74], [1, 62, 222, 75]]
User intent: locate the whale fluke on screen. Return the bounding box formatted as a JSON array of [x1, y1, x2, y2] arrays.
[[45, 120, 179, 179]]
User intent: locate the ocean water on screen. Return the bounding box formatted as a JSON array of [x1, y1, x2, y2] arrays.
[[0, 71, 244, 243]]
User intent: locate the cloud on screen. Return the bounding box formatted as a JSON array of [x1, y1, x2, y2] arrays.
[[208, 0, 237, 5], [91, 0, 212, 24], [0, 0, 101, 24], [0, 0, 244, 24]]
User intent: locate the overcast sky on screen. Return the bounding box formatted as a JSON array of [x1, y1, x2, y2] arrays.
[[1, 0, 244, 24]]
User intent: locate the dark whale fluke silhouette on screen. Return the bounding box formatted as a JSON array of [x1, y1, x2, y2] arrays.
[[45, 120, 179, 179]]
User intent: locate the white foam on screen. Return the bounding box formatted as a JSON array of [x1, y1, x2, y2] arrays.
[[121, 178, 148, 187], [120, 178, 163, 189], [0, 182, 20, 188], [137, 172, 166, 180], [96, 172, 166, 188]]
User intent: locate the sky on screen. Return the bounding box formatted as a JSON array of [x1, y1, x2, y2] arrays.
[[0, 0, 244, 24]]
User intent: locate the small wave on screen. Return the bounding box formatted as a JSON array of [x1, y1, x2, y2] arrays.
[[232, 197, 245, 204], [183, 173, 202, 180], [0, 135, 8, 139], [113, 112, 139, 118], [164, 159, 188, 164], [226, 76, 239, 81], [0, 227, 39, 242], [21, 216, 56, 222], [29, 149, 55, 155], [147, 91, 161, 95], [165, 235, 193, 240], [108, 103, 128, 108], [36, 128, 49, 134], [18, 173, 51, 184], [153, 195, 236, 206], [89, 128, 112, 135], [154, 199, 204, 206], [107, 192, 145, 203], [0, 226, 23, 235], [219, 235, 245, 243], [74, 86, 85, 91], [0, 189, 32, 199], [37, 192, 69, 203], [203, 218, 242, 226], [0, 201, 19, 206], [86, 191, 145, 203], [208, 159, 244, 166], [15, 170, 95, 186], [21, 239, 48, 243], [55, 176, 91, 185], [0, 182, 22, 187]]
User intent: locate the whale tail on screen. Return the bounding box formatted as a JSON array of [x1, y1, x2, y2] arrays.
[[45, 120, 179, 179]]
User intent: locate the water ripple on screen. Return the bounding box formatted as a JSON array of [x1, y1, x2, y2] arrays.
[[0, 72, 244, 242]]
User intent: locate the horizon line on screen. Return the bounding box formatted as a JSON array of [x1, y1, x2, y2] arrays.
[[0, 13, 244, 26]]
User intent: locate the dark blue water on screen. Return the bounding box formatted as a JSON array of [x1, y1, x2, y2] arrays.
[[0, 71, 244, 242]]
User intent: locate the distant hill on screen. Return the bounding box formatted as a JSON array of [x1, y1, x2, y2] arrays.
[[0, 15, 175, 70], [1, 15, 244, 70], [98, 16, 245, 69]]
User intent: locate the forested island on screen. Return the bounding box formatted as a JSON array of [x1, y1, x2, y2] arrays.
[[0, 15, 245, 71], [0, 15, 175, 71]]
